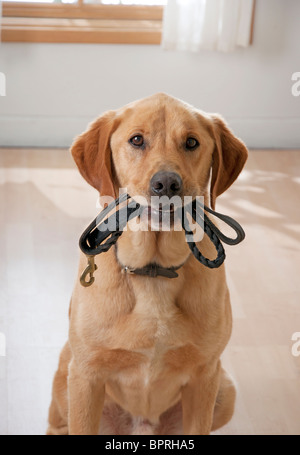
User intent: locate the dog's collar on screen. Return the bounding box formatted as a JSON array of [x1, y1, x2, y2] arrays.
[[122, 263, 181, 279], [115, 245, 190, 279]]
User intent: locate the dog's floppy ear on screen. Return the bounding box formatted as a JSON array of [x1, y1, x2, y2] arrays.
[[210, 115, 248, 210], [71, 111, 118, 197]]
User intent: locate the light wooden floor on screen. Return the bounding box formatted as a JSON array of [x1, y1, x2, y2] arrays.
[[0, 148, 299, 435]]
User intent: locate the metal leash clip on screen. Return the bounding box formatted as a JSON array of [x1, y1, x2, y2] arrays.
[[80, 256, 98, 288]]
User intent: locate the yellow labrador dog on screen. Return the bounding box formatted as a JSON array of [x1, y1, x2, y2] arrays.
[[47, 93, 248, 435]]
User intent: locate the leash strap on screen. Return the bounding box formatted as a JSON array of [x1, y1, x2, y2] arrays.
[[182, 203, 226, 269], [79, 194, 140, 286], [182, 200, 245, 269], [79, 193, 140, 256]]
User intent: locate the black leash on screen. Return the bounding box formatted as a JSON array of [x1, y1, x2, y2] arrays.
[[79, 194, 245, 286]]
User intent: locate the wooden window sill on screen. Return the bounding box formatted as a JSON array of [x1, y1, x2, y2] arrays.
[[1, 4, 163, 44]]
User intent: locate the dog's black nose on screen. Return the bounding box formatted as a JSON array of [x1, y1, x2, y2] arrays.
[[150, 171, 183, 198]]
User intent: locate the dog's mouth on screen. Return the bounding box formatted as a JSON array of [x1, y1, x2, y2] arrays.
[[140, 204, 180, 230], [148, 205, 175, 214], [125, 191, 201, 231]]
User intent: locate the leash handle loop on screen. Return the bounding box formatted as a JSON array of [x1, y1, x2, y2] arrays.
[[183, 204, 226, 269], [198, 201, 245, 246]]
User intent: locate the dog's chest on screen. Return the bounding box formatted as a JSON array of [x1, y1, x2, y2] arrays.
[[104, 281, 203, 419], [106, 336, 196, 420], [126, 277, 190, 348]]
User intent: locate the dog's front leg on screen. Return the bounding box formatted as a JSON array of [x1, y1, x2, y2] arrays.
[[181, 360, 221, 435], [68, 360, 105, 435]]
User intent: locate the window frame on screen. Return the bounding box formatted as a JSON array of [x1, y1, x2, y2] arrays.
[[1, 2, 164, 44]]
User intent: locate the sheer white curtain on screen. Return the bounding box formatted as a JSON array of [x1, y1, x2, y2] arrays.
[[162, 0, 254, 52]]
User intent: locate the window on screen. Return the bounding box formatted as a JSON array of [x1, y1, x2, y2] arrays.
[[1, 0, 167, 44]]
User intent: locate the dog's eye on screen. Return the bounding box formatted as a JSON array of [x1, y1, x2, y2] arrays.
[[129, 135, 144, 148], [185, 137, 199, 151]]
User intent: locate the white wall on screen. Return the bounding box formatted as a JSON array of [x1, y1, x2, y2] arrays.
[[0, 0, 299, 148]]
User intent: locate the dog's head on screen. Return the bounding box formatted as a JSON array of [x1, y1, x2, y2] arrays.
[[71, 93, 248, 210]]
